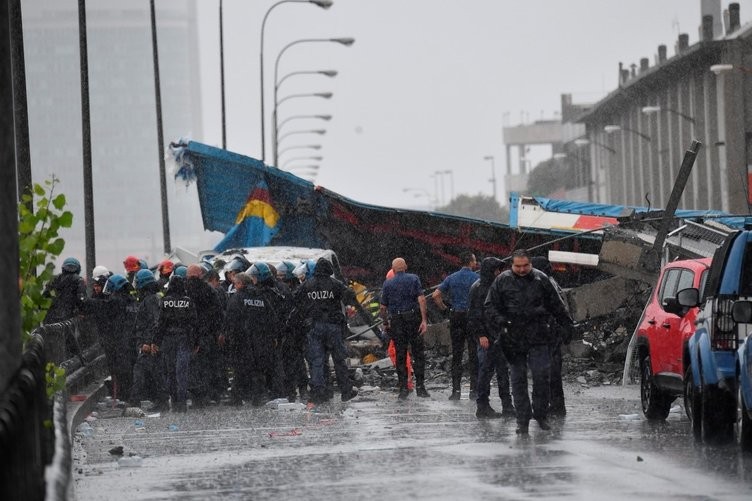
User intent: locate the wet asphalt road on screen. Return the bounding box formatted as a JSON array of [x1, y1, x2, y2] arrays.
[[72, 383, 752, 500]]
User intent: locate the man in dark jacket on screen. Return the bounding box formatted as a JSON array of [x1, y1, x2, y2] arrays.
[[185, 264, 224, 406], [154, 275, 198, 412], [222, 272, 254, 405], [484, 249, 573, 434], [531, 256, 572, 417], [470, 257, 514, 419], [43, 257, 86, 324], [81, 273, 138, 404], [43, 257, 87, 362], [130, 269, 169, 411], [293, 257, 358, 404]]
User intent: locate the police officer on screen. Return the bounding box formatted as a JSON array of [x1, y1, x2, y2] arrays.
[[249, 262, 287, 403], [43, 257, 86, 324], [154, 275, 197, 412], [470, 257, 514, 419], [484, 249, 573, 434], [222, 272, 254, 405], [43, 257, 87, 362], [531, 256, 572, 417], [292, 257, 358, 404], [432, 251, 480, 400], [81, 274, 139, 404], [130, 269, 169, 411], [185, 264, 224, 407], [276, 262, 309, 402], [380, 257, 430, 400]]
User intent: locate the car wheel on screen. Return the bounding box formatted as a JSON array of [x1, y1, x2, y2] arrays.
[[684, 365, 701, 441], [641, 356, 671, 420], [701, 381, 735, 444], [741, 390, 752, 452]]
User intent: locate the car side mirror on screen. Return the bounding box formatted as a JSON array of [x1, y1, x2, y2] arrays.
[[663, 297, 682, 315], [732, 300, 752, 323], [676, 287, 699, 308]]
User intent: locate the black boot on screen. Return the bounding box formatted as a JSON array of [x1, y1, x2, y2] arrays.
[[475, 404, 502, 419]]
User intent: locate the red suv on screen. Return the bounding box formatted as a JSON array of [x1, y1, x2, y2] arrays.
[[635, 257, 711, 419]]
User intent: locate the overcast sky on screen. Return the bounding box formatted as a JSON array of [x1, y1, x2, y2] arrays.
[[193, 0, 751, 210]]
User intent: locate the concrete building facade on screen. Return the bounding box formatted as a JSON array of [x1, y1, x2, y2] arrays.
[[577, 2, 752, 213]]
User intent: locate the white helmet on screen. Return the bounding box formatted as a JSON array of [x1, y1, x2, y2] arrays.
[[92, 265, 110, 280]]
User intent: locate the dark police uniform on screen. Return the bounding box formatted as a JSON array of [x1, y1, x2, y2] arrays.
[[469, 257, 513, 416], [437, 266, 480, 397], [292, 258, 358, 404], [381, 270, 428, 396], [484, 267, 572, 431], [154, 277, 197, 412], [130, 283, 169, 408]]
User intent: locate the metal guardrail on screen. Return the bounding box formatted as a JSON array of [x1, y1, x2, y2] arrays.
[[0, 317, 104, 501], [0, 332, 52, 501]]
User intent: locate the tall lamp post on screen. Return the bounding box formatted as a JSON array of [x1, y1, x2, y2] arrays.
[[441, 169, 454, 203], [277, 128, 326, 146], [278, 114, 332, 134], [278, 144, 322, 159], [272, 37, 354, 165], [281, 155, 323, 169], [483, 155, 497, 203], [259, 0, 333, 162]]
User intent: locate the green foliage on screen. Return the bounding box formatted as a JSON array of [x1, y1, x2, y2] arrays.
[[18, 176, 74, 342], [436, 193, 508, 223], [526, 157, 575, 197], [45, 362, 66, 400]]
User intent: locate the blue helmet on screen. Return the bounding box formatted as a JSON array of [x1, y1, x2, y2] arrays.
[[135, 269, 156, 289], [225, 259, 246, 274], [103, 274, 129, 294], [249, 262, 273, 282], [277, 261, 297, 281], [173, 265, 188, 278], [138, 259, 148, 270], [305, 259, 316, 279], [61, 257, 81, 274]]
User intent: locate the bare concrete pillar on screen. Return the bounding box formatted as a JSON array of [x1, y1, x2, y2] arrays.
[[0, 0, 22, 392]]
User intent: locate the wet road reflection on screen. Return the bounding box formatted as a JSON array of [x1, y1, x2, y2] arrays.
[[72, 384, 752, 500]]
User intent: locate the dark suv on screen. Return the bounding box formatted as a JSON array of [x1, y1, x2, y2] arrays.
[[635, 257, 711, 420]]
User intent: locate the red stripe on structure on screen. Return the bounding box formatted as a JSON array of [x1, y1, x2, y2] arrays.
[[246, 186, 271, 205], [572, 215, 618, 230]]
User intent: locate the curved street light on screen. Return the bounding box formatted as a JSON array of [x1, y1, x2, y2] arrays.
[[604, 124, 651, 142], [574, 137, 616, 154], [641, 105, 695, 124], [259, 0, 333, 162], [276, 69, 337, 91], [271, 38, 354, 165], [277, 143, 322, 158], [281, 155, 323, 169], [277, 128, 326, 146], [277, 114, 332, 133], [276, 91, 333, 108]]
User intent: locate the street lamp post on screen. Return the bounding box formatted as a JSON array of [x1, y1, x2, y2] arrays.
[[403, 187, 433, 209], [441, 169, 454, 203], [483, 155, 497, 203], [277, 114, 332, 133], [281, 155, 323, 169], [276, 128, 326, 146], [604, 124, 651, 142], [272, 37, 353, 166], [641, 105, 695, 124], [277, 143, 322, 159], [259, 0, 333, 162]]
